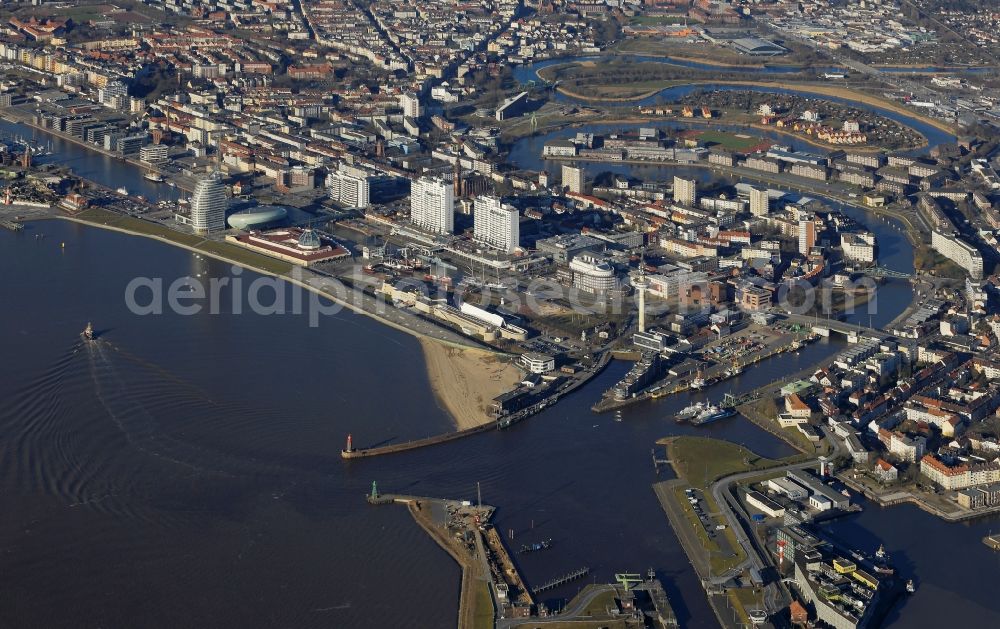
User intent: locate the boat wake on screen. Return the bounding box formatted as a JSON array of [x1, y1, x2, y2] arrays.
[[0, 336, 326, 521], [82, 339, 304, 480]]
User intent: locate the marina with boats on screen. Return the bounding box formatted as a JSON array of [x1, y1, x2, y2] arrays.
[[593, 328, 818, 414]]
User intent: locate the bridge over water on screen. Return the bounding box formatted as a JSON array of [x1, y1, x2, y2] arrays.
[[780, 313, 891, 342], [858, 265, 913, 279]]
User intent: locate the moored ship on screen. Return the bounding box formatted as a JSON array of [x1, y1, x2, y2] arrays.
[[143, 171, 164, 183], [690, 404, 736, 426], [675, 402, 705, 422], [690, 368, 706, 389]]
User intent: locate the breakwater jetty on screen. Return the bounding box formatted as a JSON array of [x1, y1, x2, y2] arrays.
[[365, 486, 536, 625], [343, 353, 612, 459]]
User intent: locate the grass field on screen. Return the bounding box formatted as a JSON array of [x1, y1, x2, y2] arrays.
[[581, 588, 618, 616], [471, 580, 494, 629], [694, 130, 767, 152], [511, 621, 628, 629], [74, 209, 205, 246], [740, 399, 819, 453], [728, 587, 765, 625], [551, 72, 955, 136], [196, 240, 294, 275], [70, 209, 295, 275], [661, 436, 782, 488]]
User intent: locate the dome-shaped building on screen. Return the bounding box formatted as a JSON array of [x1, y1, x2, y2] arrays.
[[297, 228, 322, 251], [227, 205, 289, 230]]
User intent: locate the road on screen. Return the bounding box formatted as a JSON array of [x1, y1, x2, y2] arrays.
[[708, 432, 845, 616], [496, 584, 618, 629]]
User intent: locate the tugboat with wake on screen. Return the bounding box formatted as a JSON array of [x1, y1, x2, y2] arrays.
[[82, 322, 95, 342]]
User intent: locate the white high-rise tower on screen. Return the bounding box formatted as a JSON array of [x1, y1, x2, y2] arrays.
[[410, 176, 454, 235], [473, 195, 519, 253], [189, 172, 227, 233]]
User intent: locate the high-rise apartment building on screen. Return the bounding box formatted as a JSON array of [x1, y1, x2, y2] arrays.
[[798, 213, 817, 255], [562, 164, 584, 194], [473, 195, 519, 253], [411, 176, 454, 234], [673, 176, 696, 206], [399, 92, 422, 118], [327, 164, 371, 208], [750, 186, 770, 217]]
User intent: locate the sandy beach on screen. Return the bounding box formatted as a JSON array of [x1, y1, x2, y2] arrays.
[[420, 339, 523, 430]]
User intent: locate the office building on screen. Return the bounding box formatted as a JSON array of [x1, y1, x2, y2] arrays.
[[115, 133, 146, 155], [520, 352, 555, 374], [327, 164, 371, 208], [139, 143, 168, 164], [562, 164, 584, 194], [673, 176, 696, 206], [841, 232, 876, 264], [473, 195, 519, 253], [749, 186, 769, 217], [495, 91, 529, 121], [411, 176, 454, 234], [189, 172, 228, 233], [568, 255, 619, 293]]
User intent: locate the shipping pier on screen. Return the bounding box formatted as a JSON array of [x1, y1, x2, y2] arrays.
[[0, 218, 23, 231], [532, 566, 591, 595], [593, 330, 816, 413], [342, 354, 611, 459], [365, 484, 535, 625]]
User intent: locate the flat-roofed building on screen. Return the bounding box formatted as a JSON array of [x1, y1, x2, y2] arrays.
[[520, 352, 555, 374], [745, 489, 785, 518]]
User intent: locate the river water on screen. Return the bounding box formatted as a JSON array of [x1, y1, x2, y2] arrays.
[[7, 208, 996, 627], [0, 219, 815, 627]]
